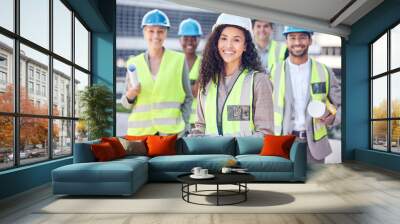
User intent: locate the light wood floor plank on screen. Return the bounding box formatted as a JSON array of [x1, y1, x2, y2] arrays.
[[1, 162, 400, 224]]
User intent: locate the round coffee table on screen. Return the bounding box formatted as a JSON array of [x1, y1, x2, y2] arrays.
[[177, 172, 255, 206]]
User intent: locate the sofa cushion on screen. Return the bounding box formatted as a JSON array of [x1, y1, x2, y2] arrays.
[[236, 155, 293, 172], [148, 154, 235, 172], [91, 142, 118, 161], [115, 155, 150, 163], [125, 135, 149, 141], [236, 136, 263, 155], [260, 135, 296, 159], [118, 138, 147, 156], [52, 159, 147, 183], [101, 137, 127, 158], [179, 136, 235, 155], [147, 135, 177, 157], [73, 140, 100, 163]]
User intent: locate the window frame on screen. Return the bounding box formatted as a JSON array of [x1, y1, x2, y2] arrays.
[[0, 0, 92, 171], [370, 20, 400, 154]]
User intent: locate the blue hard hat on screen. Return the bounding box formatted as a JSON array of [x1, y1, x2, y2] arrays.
[[141, 9, 170, 28], [282, 26, 314, 36], [178, 18, 203, 36]]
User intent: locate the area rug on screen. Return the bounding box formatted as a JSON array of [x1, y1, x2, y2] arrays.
[[37, 183, 361, 214]]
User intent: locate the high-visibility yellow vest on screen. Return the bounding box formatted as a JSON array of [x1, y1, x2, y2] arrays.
[[126, 50, 185, 135], [188, 56, 201, 124], [202, 69, 255, 136], [271, 59, 329, 141], [267, 40, 287, 72]]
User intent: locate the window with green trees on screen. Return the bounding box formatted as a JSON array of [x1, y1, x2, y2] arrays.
[[371, 22, 400, 153]]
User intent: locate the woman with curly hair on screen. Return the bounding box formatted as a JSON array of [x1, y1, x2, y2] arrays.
[[191, 13, 274, 136]]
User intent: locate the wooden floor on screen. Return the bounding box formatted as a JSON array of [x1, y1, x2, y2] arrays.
[[1, 162, 400, 224]]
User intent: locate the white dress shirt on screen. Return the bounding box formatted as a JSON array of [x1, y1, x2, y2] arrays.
[[288, 58, 311, 131]]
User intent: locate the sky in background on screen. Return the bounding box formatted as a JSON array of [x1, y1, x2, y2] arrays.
[[0, 0, 89, 72]]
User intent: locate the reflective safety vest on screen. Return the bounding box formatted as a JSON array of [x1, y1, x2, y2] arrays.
[[188, 56, 201, 124], [271, 59, 329, 141], [202, 69, 255, 136], [267, 40, 287, 72], [126, 50, 185, 135]]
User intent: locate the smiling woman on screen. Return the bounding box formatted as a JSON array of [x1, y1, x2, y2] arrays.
[[192, 13, 274, 137], [120, 9, 193, 137]]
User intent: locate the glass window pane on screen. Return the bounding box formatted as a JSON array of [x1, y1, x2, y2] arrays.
[[20, 44, 49, 115], [75, 18, 89, 70], [75, 120, 88, 143], [0, 116, 14, 170], [53, 0, 72, 60], [0, 34, 14, 113], [74, 69, 89, 118], [372, 77, 387, 119], [20, 117, 49, 165], [372, 121, 388, 151], [391, 120, 400, 153], [0, 0, 14, 31], [391, 24, 400, 70], [53, 59, 72, 117], [20, 0, 49, 49], [53, 119, 72, 158], [391, 72, 400, 118], [372, 33, 387, 76]]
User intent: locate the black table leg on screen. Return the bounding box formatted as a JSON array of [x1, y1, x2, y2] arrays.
[[217, 184, 219, 206], [245, 183, 247, 201]]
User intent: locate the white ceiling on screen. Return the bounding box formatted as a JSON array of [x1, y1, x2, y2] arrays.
[[168, 0, 384, 38]]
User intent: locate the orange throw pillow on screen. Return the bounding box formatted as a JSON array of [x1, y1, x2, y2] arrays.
[[91, 142, 117, 162], [260, 135, 296, 159], [101, 137, 127, 158], [125, 135, 149, 141], [146, 135, 177, 157]]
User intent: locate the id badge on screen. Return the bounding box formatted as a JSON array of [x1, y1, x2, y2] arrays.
[[311, 82, 326, 94], [227, 105, 250, 121]]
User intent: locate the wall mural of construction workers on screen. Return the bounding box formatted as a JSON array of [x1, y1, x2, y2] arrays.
[[120, 9, 193, 137], [177, 18, 203, 129], [270, 26, 341, 163], [190, 13, 274, 136], [116, 1, 342, 164], [252, 19, 288, 73]]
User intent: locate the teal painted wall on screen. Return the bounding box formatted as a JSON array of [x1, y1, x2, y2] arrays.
[[344, 0, 400, 171], [0, 158, 72, 199], [91, 0, 116, 136], [0, 0, 116, 200], [355, 149, 400, 172]]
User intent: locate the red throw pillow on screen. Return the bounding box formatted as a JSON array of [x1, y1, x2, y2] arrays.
[[101, 137, 127, 158], [91, 142, 117, 161], [146, 135, 177, 157], [259, 135, 296, 159]]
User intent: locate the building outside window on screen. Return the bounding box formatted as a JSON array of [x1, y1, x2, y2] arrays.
[[28, 81, 34, 94], [0, 71, 6, 85], [42, 85, 46, 97], [36, 83, 40, 95], [0, 54, 7, 89], [371, 23, 400, 154], [35, 70, 40, 81], [28, 66, 34, 80], [41, 73, 46, 83]]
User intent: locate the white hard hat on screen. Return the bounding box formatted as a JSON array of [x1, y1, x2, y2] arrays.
[[213, 13, 252, 34]]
